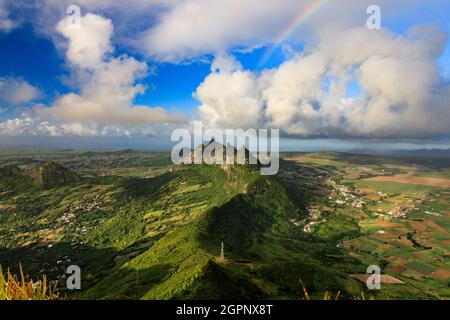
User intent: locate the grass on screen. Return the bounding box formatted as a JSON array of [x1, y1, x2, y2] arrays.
[[300, 279, 378, 300], [413, 168, 450, 180], [354, 180, 438, 194], [0, 264, 59, 300], [313, 215, 360, 242]]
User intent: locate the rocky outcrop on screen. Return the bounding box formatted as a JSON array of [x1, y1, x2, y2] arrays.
[[28, 162, 81, 186]]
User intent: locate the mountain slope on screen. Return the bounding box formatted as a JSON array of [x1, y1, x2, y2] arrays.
[[77, 162, 364, 300]]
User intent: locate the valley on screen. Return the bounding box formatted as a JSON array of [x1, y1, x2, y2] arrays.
[[0, 149, 448, 300]]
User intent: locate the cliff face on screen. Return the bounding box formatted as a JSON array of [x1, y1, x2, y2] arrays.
[[1, 161, 80, 188], [27, 162, 80, 186], [190, 139, 260, 168]]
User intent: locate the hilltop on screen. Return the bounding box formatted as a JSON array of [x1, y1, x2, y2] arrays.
[[28, 162, 81, 187], [185, 139, 260, 167]]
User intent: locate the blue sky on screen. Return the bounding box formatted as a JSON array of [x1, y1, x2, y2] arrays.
[[1, 26, 447, 117], [0, 0, 449, 150], [0, 24, 67, 108], [0, 29, 302, 116]]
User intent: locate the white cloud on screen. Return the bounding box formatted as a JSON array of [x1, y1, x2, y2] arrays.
[[0, 77, 41, 105], [49, 13, 183, 128], [37, 54, 174, 127], [196, 54, 262, 129], [0, 0, 17, 32], [139, 0, 302, 62], [56, 13, 113, 69], [0, 117, 56, 136], [0, 12, 184, 137], [10, 0, 448, 62], [50, 16, 184, 137], [136, 0, 447, 62], [196, 25, 450, 139], [15, 0, 175, 48], [0, 116, 162, 137]]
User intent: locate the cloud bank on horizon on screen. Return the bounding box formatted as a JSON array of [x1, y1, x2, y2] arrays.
[[0, 0, 449, 140]]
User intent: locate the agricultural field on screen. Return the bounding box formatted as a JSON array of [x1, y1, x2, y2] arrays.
[[286, 152, 450, 299]]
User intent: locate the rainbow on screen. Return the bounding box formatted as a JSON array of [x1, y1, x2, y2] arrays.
[[257, 0, 330, 67]]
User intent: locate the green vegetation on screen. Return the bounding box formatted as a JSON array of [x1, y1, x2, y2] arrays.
[[354, 180, 439, 194], [0, 150, 449, 300], [0, 265, 59, 300], [313, 215, 360, 241]]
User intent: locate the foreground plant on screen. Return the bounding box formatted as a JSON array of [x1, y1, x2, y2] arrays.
[[300, 279, 373, 300], [0, 264, 59, 300]]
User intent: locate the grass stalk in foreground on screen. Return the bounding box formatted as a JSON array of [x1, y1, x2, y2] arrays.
[[0, 264, 59, 300]]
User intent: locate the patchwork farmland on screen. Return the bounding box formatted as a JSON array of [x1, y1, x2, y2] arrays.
[[287, 152, 450, 299]]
